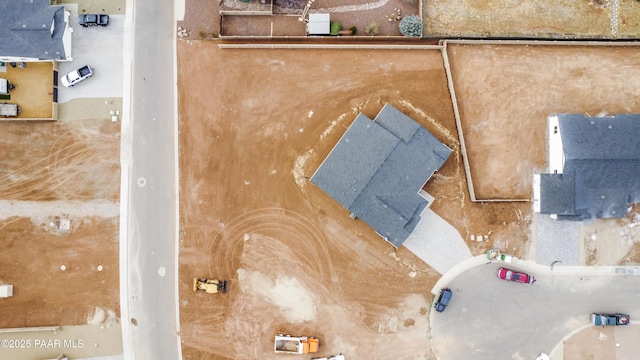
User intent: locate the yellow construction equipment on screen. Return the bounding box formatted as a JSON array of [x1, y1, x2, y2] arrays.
[[193, 278, 228, 294]]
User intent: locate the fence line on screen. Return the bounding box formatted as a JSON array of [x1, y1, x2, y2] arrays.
[[441, 39, 640, 46], [220, 10, 273, 16], [439, 42, 476, 202], [218, 43, 443, 49]]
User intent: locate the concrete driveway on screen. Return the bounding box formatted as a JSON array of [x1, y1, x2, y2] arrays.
[[403, 208, 473, 274], [57, 4, 124, 103]]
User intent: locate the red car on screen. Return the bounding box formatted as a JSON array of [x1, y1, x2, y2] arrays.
[[497, 267, 535, 284]]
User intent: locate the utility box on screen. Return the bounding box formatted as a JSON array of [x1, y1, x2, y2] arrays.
[[55, 219, 71, 231], [307, 13, 330, 35], [0, 284, 13, 297]]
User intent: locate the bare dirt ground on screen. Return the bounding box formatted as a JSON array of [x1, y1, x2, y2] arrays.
[[446, 44, 640, 200], [563, 326, 617, 360], [580, 204, 640, 266], [176, 40, 532, 359], [427, 0, 640, 38], [0, 119, 120, 328], [177, 5, 640, 360]]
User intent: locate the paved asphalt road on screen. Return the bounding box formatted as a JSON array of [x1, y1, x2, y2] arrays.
[[431, 262, 640, 360], [122, 0, 179, 359]]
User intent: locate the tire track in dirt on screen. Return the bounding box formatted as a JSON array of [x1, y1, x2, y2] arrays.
[[208, 207, 341, 297], [0, 127, 118, 201], [183, 208, 349, 358]]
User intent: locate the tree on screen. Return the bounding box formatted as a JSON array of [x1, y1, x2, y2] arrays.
[[399, 15, 423, 37]]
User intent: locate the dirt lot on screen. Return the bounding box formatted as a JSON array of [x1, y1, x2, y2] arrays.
[[427, 0, 640, 38], [176, 40, 533, 359], [0, 119, 121, 328], [446, 43, 640, 200]]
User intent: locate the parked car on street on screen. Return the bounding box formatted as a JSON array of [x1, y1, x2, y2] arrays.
[[497, 267, 535, 284], [591, 313, 630, 326], [61, 65, 93, 87], [434, 288, 452, 312], [78, 13, 109, 27]]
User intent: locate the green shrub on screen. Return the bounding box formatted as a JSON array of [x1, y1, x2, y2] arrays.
[[330, 22, 342, 36], [365, 22, 379, 35], [350, 26, 357, 35], [399, 15, 423, 37]]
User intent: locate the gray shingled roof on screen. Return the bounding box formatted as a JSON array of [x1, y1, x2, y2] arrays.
[[539, 173, 576, 216], [539, 114, 640, 220], [311, 104, 452, 247], [0, 0, 67, 60]]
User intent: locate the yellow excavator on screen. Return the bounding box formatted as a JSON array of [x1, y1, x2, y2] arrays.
[[193, 278, 228, 294]]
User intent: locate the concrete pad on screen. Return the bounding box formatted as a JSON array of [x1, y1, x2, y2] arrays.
[[403, 208, 472, 274], [534, 214, 581, 266], [58, 4, 124, 103], [58, 97, 123, 121], [57, 0, 127, 15]]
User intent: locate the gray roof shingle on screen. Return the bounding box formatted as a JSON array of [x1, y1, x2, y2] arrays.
[[539, 114, 640, 220], [0, 0, 68, 61], [311, 104, 452, 247]]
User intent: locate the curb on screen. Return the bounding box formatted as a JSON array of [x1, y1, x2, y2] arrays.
[[431, 255, 640, 295]]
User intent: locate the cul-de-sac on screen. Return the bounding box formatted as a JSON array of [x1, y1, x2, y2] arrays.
[[1, 0, 640, 360]]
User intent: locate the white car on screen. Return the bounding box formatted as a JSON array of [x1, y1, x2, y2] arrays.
[[61, 65, 93, 87]]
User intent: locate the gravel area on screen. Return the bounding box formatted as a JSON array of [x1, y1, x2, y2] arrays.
[[534, 214, 581, 266]]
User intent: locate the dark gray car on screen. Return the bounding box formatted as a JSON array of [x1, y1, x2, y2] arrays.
[[78, 14, 110, 27]]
